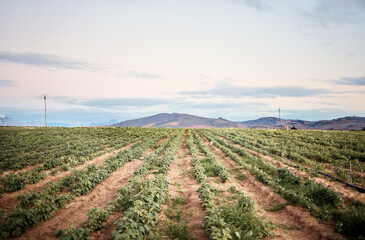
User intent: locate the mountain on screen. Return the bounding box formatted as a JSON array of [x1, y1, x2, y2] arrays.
[[0, 116, 72, 127], [110, 113, 239, 128], [111, 113, 365, 130], [2, 113, 364, 130], [89, 119, 118, 127], [239, 116, 365, 130], [0, 116, 26, 126]]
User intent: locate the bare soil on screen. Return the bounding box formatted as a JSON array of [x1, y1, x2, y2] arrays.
[[158, 131, 208, 240]]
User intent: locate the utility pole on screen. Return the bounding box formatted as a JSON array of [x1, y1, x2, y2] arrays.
[[278, 107, 282, 129], [43, 94, 47, 127]]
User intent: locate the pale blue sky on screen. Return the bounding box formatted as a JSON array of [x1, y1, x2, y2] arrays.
[[0, 0, 364, 126]]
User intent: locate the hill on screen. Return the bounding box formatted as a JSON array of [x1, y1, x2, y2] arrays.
[[111, 113, 365, 130], [0, 116, 26, 126], [89, 119, 118, 127], [0, 116, 72, 127], [239, 116, 365, 130], [110, 113, 238, 128]]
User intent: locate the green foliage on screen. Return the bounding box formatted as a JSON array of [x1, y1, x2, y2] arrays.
[[200, 158, 217, 177], [219, 204, 270, 240], [302, 182, 344, 208], [236, 173, 246, 181], [266, 202, 290, 212], [277, 168, 301, 185], [60, 164, 70, 171], [55, 224, 89, 240], [166, 208, 183, 221], [332, 203, 365, 239], [113, 175, 169, 240], [172, 196, 187, 205], [164, 223, 193, 240], [198, 129, 364, 238], [85, 207, 110, 232], [192, 130, 230, 182], [25, 169, 46, 184], [2, 129, 171, 239], [50, 169, 58, 176], [1, 173, 25, 192]]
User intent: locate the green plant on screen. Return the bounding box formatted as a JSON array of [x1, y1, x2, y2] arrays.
[[60, 164, 70, 171], [332, 203, 365, 239], [85, 207, 110, 231], [1, 173, 25, 192], [50, 169, 58, 176], [164, 223, 193, 240], [55, 224, 89, 240], [166, 208, 183, 221], [236, 173, 246, 181], [172, 196, 187, 206], [266, 202, 290, 212]]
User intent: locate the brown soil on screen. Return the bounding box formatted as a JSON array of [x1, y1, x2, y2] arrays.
[[158, 131, 208, 240], [0, 141, 139, 213], [16, 159, 145, 240], [199, 133, 342, 240]]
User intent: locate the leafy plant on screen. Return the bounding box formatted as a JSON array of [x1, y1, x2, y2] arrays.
[[164, 223, 193, 240], [1, 173, 25, 192]]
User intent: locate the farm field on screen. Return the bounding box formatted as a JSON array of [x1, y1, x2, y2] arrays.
[[0, 127, 364, 240]]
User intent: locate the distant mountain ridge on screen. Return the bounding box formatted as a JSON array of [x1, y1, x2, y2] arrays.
[[111, 113, 238, 128], [0, 116, 72, 127], [0, 116, 25, 126], [89, 119, 118, 127], [2, 114, 364, 130], [238, 116, 365, 130], [111, 113, 365, 130]]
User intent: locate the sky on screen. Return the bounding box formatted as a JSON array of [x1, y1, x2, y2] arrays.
[[0, 0, 364, 126]]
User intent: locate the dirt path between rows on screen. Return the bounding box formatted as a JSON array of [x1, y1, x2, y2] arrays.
[[0, 140, 139, 213], [198, 133, 341, 240], [16, 158, 145, 240], [160, 131, 208, 240]]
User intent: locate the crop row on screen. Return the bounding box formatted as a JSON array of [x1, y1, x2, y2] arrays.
[[0, 131, 167, 238], [214, 128, 365, 172], [187, 130, 271, 239], [211, 128, 365, 186], [190, 130, 229, 182], [198, 129, 365, 239], [111, 130, 184, 239], [135, 130, 182, 176], [0, 133, 148, 195], [54, 130, 182, 240], [0, 127, 170, 173]]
